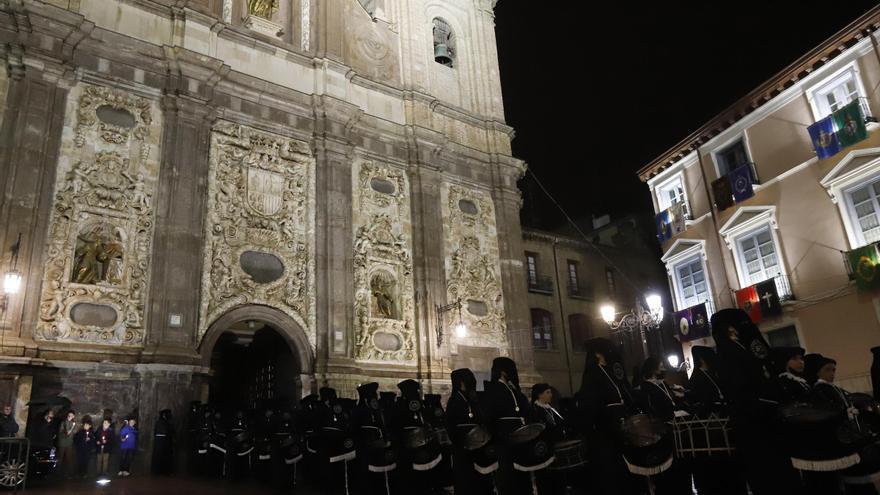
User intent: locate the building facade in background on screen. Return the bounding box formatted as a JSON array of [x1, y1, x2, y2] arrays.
[[0, 0, 532, 443], [640, 6, 880, 391], [524, 215, 670, 396]]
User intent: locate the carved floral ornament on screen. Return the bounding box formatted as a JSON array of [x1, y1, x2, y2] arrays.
[[444, 184, 509, 353], [353, 161, 416, 362], [37, 84, 159, 346], [200, 122, 316, 348]]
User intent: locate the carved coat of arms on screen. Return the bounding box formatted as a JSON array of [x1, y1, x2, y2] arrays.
[[246, 167, 285, 216]]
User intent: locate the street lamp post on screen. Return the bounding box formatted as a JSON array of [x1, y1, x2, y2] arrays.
[[600, 294, 664, 360], [436, 299, 468, 347]]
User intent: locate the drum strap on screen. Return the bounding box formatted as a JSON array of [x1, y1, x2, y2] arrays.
[[457, 392, 475, 419], [599, 365, 623, 404], [501, 380, 521, 413], [700, 369, 724, 400]]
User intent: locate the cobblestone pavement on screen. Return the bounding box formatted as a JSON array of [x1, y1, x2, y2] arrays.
[[21, 475, 328, 494]]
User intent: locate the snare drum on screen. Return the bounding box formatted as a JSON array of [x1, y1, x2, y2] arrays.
[[620, 414, 673, 476], [672, 413, 735, 458], [501, 420, 554, 472], [433, 427, 452, 448], [402, 426, 442, 471], [779, 403, 861, 472], [550, 439, 587, 470]]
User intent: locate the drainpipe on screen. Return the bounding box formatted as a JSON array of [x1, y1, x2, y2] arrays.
[[696, 146, 736, 307], [551, 237, 575, 395]]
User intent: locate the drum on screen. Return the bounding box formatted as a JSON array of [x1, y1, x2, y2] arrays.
[[503, 422, 554, 473], [779, 403, 861, 472], [278, 436, 303, 465], [231, 431, 254, 457], [402, 426, 442, 471], [620, 414, 673, 476], [460, 424, 491, 451], [320, 426, 357, 463], [550, 439, 587, 470], [672, 413, 735, 458], [433, 427, 452, 448]]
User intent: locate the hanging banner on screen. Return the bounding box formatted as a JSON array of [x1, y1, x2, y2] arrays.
[[655, 209, 672, 242], [833, 99, 868, 148], [735, 285, 762, 323], [669, 201, 686, 235], [729, 165, 755, 203], [848, 243, 880, 292], [755, 279, 782, 317], [675, 303, 710, 342], [712, 176, 734, 211], [807, 115, 841, 159]]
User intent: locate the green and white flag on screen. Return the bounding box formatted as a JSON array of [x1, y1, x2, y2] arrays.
[[834, 99, 868, 148], [848, 243, 880, 292]]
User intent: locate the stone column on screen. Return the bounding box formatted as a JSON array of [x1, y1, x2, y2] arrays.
[[0, 64, 70, 354], [144, 96, 214, 361]]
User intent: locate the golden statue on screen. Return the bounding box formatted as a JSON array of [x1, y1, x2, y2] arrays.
[[247, 0, 278, 19], [72, 226, 124, 285], [371, 277, 395, 319]]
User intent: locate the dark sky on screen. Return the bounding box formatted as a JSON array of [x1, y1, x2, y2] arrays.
[[494, 1, 880, 230]]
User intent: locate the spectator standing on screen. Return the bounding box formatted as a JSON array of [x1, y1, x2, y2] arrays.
[[57, 410, 78, 478], [28, 410, 55, 449], [118, 417, 138, 477], [73, 417, 96, 477], [0, 405, 19, 438], [96, 418, 114, 477]]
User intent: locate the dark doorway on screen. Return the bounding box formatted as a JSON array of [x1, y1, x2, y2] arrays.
[[208, 322, 301, 412]]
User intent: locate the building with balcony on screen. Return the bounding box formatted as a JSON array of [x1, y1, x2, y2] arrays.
[[522, 215, 669, 395], [639, 5, 880, 391]]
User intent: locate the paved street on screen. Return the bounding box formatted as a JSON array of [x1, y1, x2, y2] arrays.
[[21, 475, 326, 494]]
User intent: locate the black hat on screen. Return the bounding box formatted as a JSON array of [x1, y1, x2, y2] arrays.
[[319, 387, 337, 402], [769, 346, 805, 375], [691, 346, 716, 368], [583, 338, 620, 366], [451, 368, 477, 393], [491, 357, 520, 387], [804, 353, 836, 385], [357, 382, 379, 401], [397, 379, 421, 399], [872, 346, 880, 355], [531, 383, 551, 402], [640, 357, 662, 380]]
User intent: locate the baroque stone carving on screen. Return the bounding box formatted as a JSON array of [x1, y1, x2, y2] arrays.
[[200, 122, 316, 348], [247, 0, 278, 19], [37, 84, 160, 346], [442, 184, 508, 353], [353, 162, 415, 362]]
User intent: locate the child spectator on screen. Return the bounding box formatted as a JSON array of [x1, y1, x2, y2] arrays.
[[0, 405, 18, 438], [57, 410, 78, 478], [73, 416, 95, 477], [118, 416, 138, 477], [96, 418, 114, 477]]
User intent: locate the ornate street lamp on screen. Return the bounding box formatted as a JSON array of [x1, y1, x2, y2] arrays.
[[600, 293, 664, 359], [2, 233, 21, 296], [436, 299, 467, 347]]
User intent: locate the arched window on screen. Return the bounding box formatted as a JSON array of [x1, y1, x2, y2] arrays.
[[531, 308, 553, 349], [432, 17, 455, 68], [568, 313, 593, 352]]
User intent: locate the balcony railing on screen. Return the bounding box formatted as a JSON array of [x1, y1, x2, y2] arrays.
[[527, 275, 554, 295], [568, 282, 594, 300], [756, 273, 792, 301]]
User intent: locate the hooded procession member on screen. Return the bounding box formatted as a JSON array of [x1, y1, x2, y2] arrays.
[[317, 387, 356, 495], [687, 346, 726, 414], [395, 379, 444, 494], [711, 308, 798, 495], [151, 409, 175, 475], [446, 368, 495, 495], [576, 338, 641, 495], [352, 382, 395, 495], [769, 346, 810, 404]]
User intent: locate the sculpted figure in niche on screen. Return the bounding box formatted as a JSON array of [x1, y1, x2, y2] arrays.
[[72, 225, 124, 285], [371, 274, 397, 319], [247, 0, 278, 19]]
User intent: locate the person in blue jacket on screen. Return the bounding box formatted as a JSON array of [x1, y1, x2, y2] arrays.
[[118, 416, 138, 477]]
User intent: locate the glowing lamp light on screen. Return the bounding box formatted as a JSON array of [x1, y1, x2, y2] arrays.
[[454, 323, 468, 338], [667, 354, 680, 369], [600, 304, 616, 324], [96, 478, 111, 486], [2, 271, 21, 295], [646, 294, 662, 313]]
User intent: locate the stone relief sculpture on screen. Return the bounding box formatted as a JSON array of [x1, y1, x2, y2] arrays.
[[37, 84, 160, 346], [247, 0, 278, 19], [199, 122, 316, 348], [352, 162, 415, 362], [442, 184, 509, 353]]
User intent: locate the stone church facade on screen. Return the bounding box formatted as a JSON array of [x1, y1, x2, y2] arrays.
[[0, 0, 532, 437]]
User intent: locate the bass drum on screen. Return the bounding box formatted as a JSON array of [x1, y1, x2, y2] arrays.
[[500, 420, 554, 473], [549, 439, 587, 471], [401, 426, 442, 472], [619, 414, 673, 476], [778, 403, 862, 472]]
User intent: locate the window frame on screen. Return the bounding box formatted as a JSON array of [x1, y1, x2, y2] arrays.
[[710, 134, 758, 184], [526, 252, 538, 286], [807, 61, 870, 122], [821, 148, 880, 249], [605, 267, 616, 296], [843, 176, 880, 247], [673, 254, 713, 312], [654, 172, 691, 219], [734, 226, 782, 287], [530, 308, 554, 350], [566, 260, 579, 289], [661, 240, 714, 312], [718, 206, 787, 291]]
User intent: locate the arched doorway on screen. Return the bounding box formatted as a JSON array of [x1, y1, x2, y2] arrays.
[[199, 305, 314, 411]]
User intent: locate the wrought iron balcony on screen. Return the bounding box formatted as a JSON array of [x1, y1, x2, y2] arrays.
[[568, 282, 594, 300], [527, 275, 554, 295]]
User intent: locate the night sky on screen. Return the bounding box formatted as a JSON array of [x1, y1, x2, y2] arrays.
[[494, 1, 880, 231]]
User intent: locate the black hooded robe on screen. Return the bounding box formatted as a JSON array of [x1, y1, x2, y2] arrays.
[[447, 369, 495, 495]]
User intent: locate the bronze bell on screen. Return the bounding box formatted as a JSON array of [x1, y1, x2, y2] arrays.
[[434, 43, 453, 66]]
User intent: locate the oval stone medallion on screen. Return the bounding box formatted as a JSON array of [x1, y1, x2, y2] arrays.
[[239, 251, 285, 284], [370, 177, 396, 195], [70, 303, 118, 328], [96, 105, 137, 129], [373, 332, 402, 352], [467, 300, 488, 317], [458, 199, 479, 215]]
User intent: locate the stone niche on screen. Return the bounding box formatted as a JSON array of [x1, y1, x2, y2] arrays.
[[352, 161, 415, 362], [199, 122, 316, 348], [36, 83, 162, 346], [442, 183, 509, 354]]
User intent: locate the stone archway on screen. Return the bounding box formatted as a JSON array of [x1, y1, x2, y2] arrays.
[[199, 304, 315, 399]]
